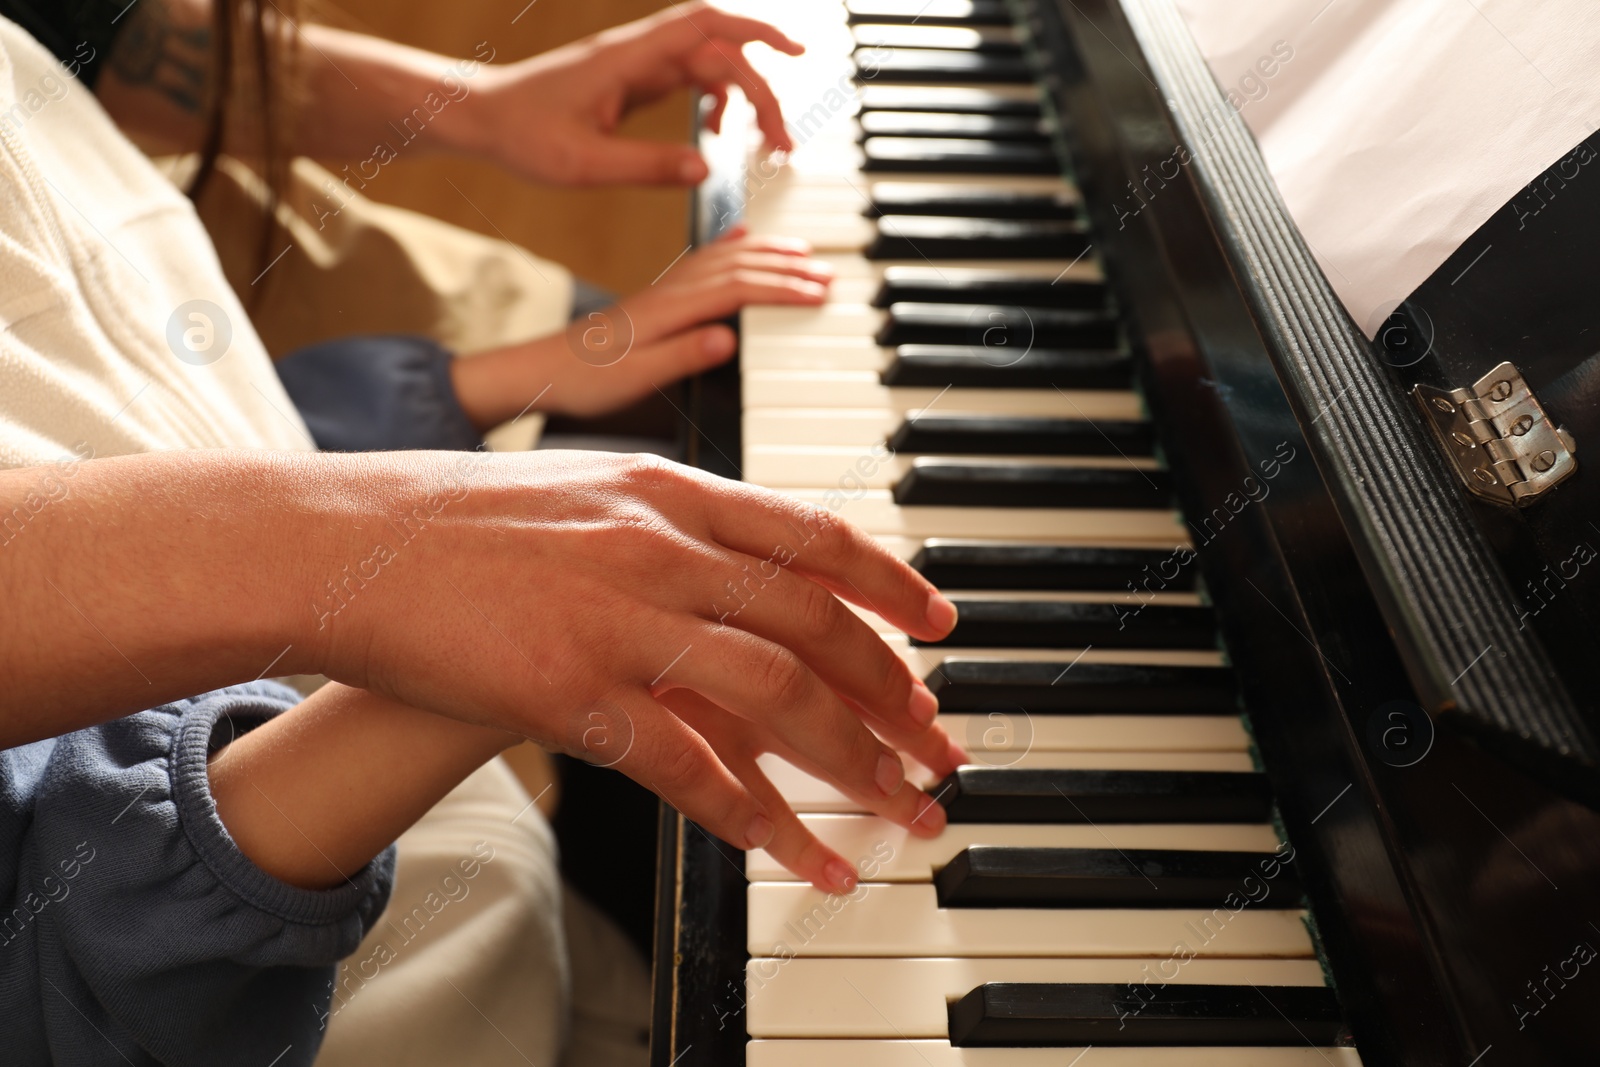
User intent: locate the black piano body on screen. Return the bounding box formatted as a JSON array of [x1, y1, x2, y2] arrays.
[[651, 1, 1600, 1063]]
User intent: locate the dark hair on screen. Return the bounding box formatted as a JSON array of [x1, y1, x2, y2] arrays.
[[190, 0, 304, 273]]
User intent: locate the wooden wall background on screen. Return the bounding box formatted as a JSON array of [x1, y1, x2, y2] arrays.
[[318, 0, 692, 294]]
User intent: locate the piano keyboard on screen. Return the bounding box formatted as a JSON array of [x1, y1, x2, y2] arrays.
[[713, 0, 1362, 1063]]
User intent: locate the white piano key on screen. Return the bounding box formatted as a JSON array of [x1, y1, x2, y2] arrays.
[[755, 171, 1072, 206], [745, 957, 1329, 1038], [758, 211, 1094, 250], [750, 179, 1079, 240], [741, 371, 1134, 415], [851, 85, 1045, 110], [745, 302, 896, 340], [938, 713, 1249, 753], [869, 531, 1194, 555], [746, 883, 1314, 958], [867, 178, 1080, 206], [745, 814, 1278, 881], [770, 144, 869, 178], [747, 446, 1156, 488], [852, 24, 1021, 50], [742, 409, 939, 446], [853, 531, 1195, 565], [744, 407, 1145, 448], [741, 336, 891, 371], [814, 252, 1100, 279], [770, 257, 1102, 310], [744, 303, 887, 338], [896, 643, 1227, 678], [915, 588, 1200, 604], [748, 487, 1182, 542], [747, 211, 879, 250], [818, 277, 888, 304], [748, 1042, 1363, 1067], [849, 593, 1203, 643], [759, 749, 1255, 813]]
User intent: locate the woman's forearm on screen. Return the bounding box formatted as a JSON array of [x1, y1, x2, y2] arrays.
[[2, 449, 519, 891], [0, 450, 346, 748], [208, 683, 517, 889], [292, 25, 500, 163], [93, 0, 497, 163]]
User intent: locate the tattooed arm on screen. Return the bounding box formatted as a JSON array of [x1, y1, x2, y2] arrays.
[[92, 0, 802, 187], [90, 0, 480, 158], [92, 0, 215, 151]]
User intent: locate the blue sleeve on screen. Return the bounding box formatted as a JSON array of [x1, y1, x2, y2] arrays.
[[274, 335, 484, 453], [1, 682, 395, 1067]]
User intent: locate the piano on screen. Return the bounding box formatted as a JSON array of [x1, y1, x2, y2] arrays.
[[648, 1, 1600, 1064]]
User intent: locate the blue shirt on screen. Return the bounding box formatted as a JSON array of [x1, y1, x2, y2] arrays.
[[0, 683, 395, 1066]]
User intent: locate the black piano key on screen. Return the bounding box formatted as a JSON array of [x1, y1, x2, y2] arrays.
[[859, 111, 1048, 142], [911, 596, 1213, 649], [893, 461, 1175, 511], [871, 218, 1084, 259], [878, 303, 1117, 348], [866, 183, 1079, 219], [935, 767, 1274, 823], [882, 348, 1129, 389], [889, 415, 1149, 455], [852, 24, 1023, 53], [948, 983, 1346, 1047], [846, 0, 1012, 26], [872, 266, 1107, 309], [858, 85, 1042, 117], [910, 542, 1192, 591], [926, 660, 1238, 713], [858, 49, 1033, 86], [863, 138, 1058, 176], [934, 846, 1303, 908]]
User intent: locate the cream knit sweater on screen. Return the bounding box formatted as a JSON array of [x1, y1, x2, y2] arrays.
[[0, 16, 310, 471]]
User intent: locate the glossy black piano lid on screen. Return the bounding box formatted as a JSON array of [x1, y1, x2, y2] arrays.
[[1377, 130, 1600, 763], [1047, 0, 1600, 1063]]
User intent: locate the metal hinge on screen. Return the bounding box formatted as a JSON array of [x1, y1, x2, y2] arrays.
[[1412, 361, 1576, 507]]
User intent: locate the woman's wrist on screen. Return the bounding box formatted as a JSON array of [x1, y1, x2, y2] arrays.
[[448, 335, 567, 430]]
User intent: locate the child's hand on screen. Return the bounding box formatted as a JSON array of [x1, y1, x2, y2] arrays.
[[449, 228, 835, 426]]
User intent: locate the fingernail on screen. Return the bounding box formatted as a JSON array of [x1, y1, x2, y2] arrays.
[[824, 859, 858, 893], [925, 591, 959, 635], [680, 155, 707, 183], [946, 738, 970, 770], [745, 813, 775, 850], [908, 683, 939, 727], [913, 795, 947, 835], [800, 280, 828, 299], [875, 752, 905, 797]]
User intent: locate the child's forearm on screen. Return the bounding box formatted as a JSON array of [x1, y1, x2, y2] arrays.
[[208, 684, 520, 890]]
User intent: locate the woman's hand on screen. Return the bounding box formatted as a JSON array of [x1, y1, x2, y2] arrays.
[[1, 448, 960, 890], [95, 2, 801, 187], [304, 449, 961, 891], [450, 228, 835, 426], [464, 2, 803, 186]]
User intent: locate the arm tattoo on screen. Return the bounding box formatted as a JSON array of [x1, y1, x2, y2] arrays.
[[108, 0, 212, 114]]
